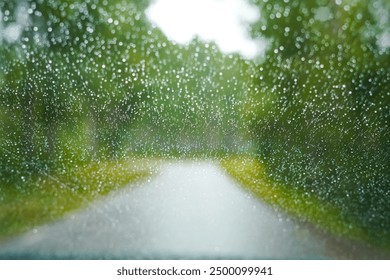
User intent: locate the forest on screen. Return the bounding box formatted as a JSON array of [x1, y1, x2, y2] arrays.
[[0, 0, 389, 249]]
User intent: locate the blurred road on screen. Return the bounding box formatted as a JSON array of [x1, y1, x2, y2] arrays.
[[0, 161, 363, 259]]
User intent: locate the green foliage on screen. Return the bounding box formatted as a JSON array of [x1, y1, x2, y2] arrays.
[[0, 0, 154, 182], [0, 0, 251, 184], [1, 0, 389, 248], [246, 0, 390, 240]]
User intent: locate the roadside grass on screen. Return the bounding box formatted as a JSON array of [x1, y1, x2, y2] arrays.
[[221, 156, 390, 251], [0, 158, 156, 242]]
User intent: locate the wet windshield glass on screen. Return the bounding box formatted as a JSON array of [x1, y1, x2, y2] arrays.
[[0, 0, 389, 259]]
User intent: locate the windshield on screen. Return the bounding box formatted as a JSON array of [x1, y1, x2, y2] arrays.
[[0, 0, 389, 260]]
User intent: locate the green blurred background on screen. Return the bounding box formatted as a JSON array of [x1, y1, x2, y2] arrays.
[[0, 0, 389, 247]]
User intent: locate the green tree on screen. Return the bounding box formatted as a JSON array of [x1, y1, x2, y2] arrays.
[[246, 0, 390, 240], [0, 0, 153, 182]]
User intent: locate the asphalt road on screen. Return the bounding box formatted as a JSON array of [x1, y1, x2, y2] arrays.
[[0, 161, 360, 259]]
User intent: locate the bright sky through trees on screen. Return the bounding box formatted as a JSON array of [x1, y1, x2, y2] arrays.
[[146, 0, 268, 59]]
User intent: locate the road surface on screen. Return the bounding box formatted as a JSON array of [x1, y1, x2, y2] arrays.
[[0, 160, 377, 259]]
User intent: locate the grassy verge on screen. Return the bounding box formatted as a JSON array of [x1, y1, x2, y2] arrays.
[[221, 156, 390, 251], [0, 158, 156, 241]]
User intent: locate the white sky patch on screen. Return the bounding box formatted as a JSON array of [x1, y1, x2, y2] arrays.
[[145, 0, 267, 59], [3, 23, 23, 43], [0, 3, 30, 44], [378, 31, 390, 51]]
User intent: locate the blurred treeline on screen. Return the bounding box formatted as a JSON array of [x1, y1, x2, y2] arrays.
[[246, 0, 390, 240], [0, 0, 250, 184]]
